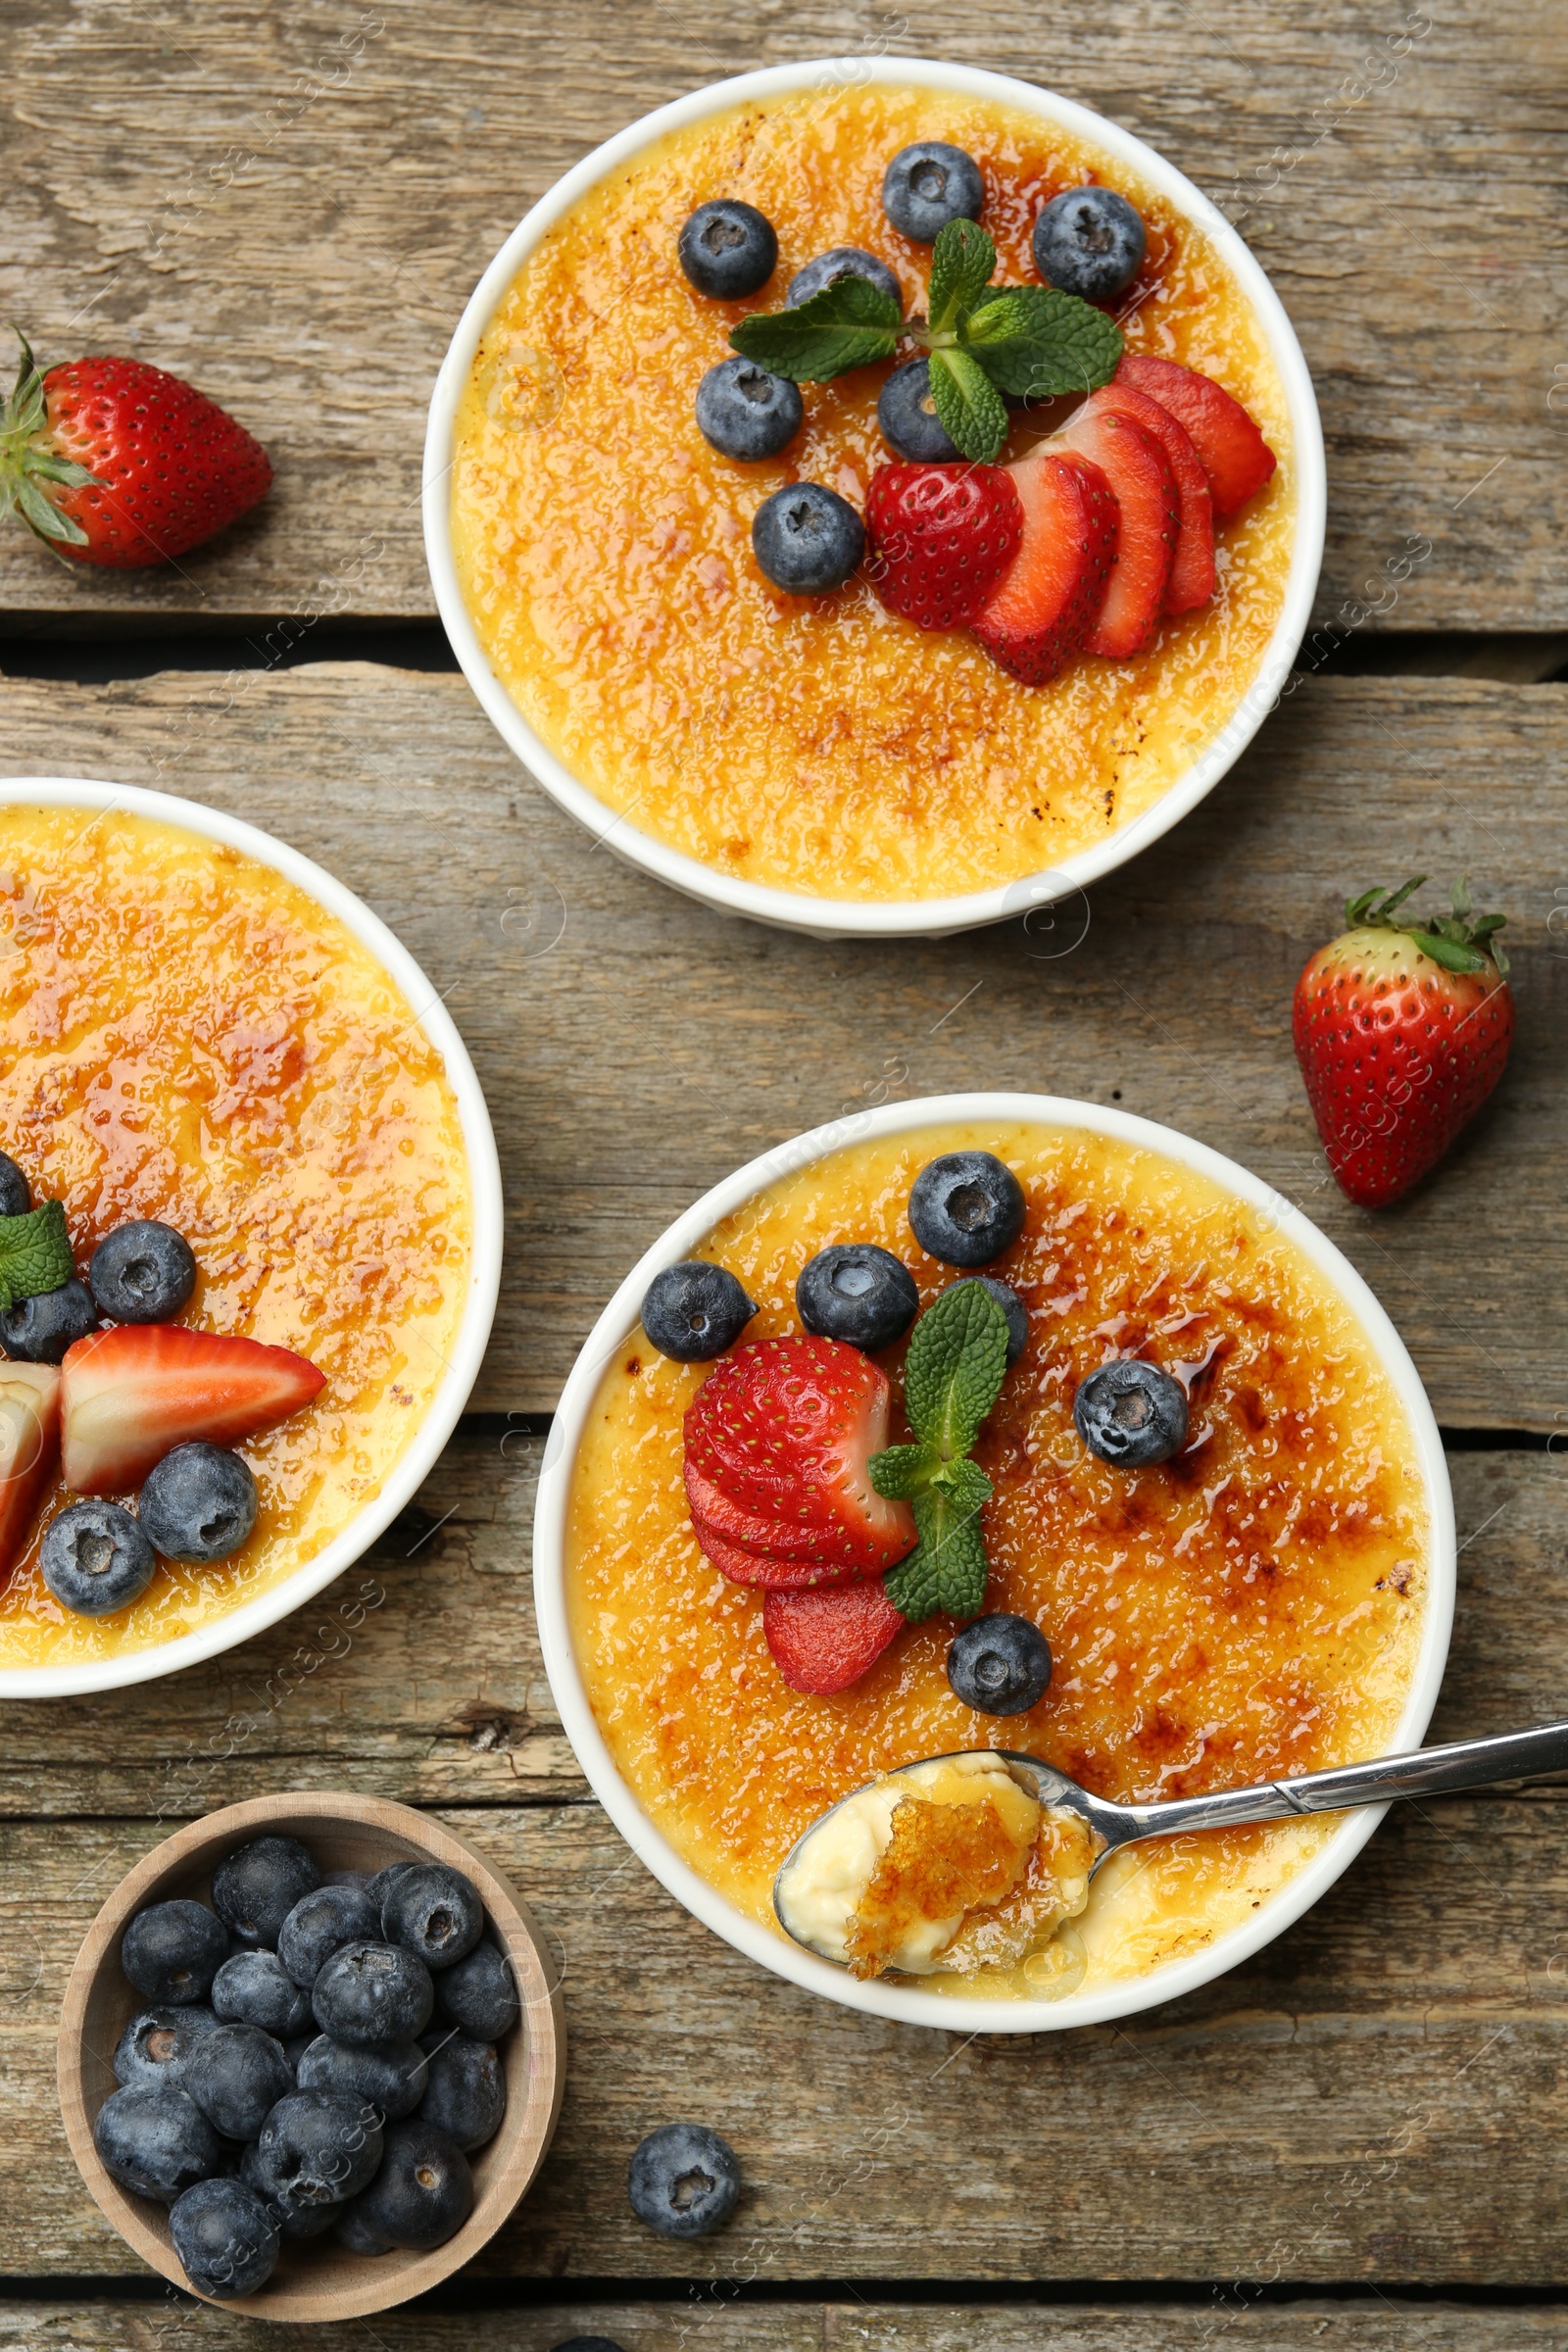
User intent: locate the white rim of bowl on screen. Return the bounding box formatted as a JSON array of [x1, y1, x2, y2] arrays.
[[0, 777, 503, 1700], [424, 56, 1328, 942], [534, 1092, 1455, 2033]]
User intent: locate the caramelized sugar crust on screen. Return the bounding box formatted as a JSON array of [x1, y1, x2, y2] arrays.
[[848, 1790, 1035, 1978], [0, 808, 472, 1667], [566, 1123, 1430, 1997], [452, 86, 1296, 904]]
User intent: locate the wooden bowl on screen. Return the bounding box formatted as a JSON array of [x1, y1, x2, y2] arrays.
[[57, 1791, 565, 2321]]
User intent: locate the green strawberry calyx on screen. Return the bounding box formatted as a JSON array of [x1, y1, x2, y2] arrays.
[[0, 331, 106, 550], [868, 1279, 1011, 1624], [1345, 876, 1510, 981]]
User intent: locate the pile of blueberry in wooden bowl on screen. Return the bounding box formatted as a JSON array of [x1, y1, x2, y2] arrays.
[[58, 1793, 564, 2321]]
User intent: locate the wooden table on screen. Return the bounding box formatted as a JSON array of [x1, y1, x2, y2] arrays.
[[3, 5, 1566, 2343]]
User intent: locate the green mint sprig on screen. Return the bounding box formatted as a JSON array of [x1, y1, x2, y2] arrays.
[[869, 1280, 1011, 1622], [0, 1198, 74, 1313], [728, 219, 1124, 465]]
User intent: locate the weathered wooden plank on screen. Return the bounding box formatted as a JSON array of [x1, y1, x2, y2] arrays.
[[0, 664, 1562, 1427], [0, 1436, 1559, 1818], [0, 0, 1562, 628], [7, 1788, 1568, 2282]]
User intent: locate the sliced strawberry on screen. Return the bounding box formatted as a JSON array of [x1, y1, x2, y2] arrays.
[[763, 1580, 906, 1694], [0, 1364, 60, 1580], [1078, 381, 1214, 613], [865, 462, 1023, 631], [690, 1513, 859, 1592], [686, 1458, 883, 1573], [1113, 354, 1277, 521], [684, 1337, 916, 1579], [970, 450, 1118, 687], [61, 1325, 324, 1495], [1054, 405, 1178, 659]]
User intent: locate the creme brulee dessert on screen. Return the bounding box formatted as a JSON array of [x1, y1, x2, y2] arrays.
[[452, 82, 1296, 904], [565, 1120, 1431, 2002], [0, 805, 472, 1670]]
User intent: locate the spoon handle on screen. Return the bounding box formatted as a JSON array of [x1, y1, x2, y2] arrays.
[[1120, 1718, 1568, 1841]]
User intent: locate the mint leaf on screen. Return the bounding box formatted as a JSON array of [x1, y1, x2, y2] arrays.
[[0, 1199, 74, 1313], [927, 218, 996, 334], [962, 286, 1123, 400], [730, 278, 902, 382], [867, 1443, 932, 1502], [885, 1463, 994, 1622], [901, 1281, 1010, 1459], [927, 346, 1008, 464]]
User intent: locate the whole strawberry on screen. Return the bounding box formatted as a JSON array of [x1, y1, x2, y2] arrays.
[[1293, 878, 1514, 1207], [865, 461, 1022, 630], [0, 333, 271, 566]]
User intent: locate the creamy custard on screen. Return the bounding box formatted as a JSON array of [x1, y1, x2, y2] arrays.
[[565, 1121, 1430, 2002], [452, 84, 1296, 904], [0, 806, 472, 1668]]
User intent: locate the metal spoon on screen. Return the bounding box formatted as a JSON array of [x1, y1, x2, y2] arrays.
[[774, 1720, 1568, 1966]]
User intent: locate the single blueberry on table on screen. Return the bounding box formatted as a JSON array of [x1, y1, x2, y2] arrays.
[[946, 1613, 1054, 1715], [881, 140, 984, 242], [695, 357, 803, 462], [1, 1275, 96, 1363], [92, 2083, 220, 2203], [628, 2122, 741, 2239], [88, 1218, 197, 1323], [551, 2341, 630, 2352], [677, 199, 778, 299], [418, 2031, 506, 2152], [297, 2032, 428, 2121], [138, 1444, 257, 1564], [258, 2086, 384, 2205], [170, 2175, 280, 2298], [278, 1884, 381, 1988], [113, 2005, 218, 2092], [1073, 1358, 1190, 1467], [434, 1938, 519, 2042], [41, 1499, 157, 1617], [183, 2022, 295, 2141], [1032, 185, 1147, 303], [876, 357, 961, 462], [796, 1244, 918, 1351], [381, 1863, 484, 1972], [0, 1153, 29, 1216], [212, 1835, 320, 1949], [348, 2118, 474, 2251], [963, 1275, 1029, 1367], [906, 1152, 1026, 1268], [752, 482, 864, 594], [786, 245, 902, 309], [641, 1261, 756, 1362], [212, 1949, 312, 2037], [313, 1939, 433, 2046], [121, 1899, 228, 2007]]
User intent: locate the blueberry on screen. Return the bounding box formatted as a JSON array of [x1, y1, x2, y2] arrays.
[[92, 2084, 220, 2203], [113, 2005, 218, 2091], [334, 2196, 395, 2254], [796, 1245, 918, 1351], [787, 246, 902, 309], [88, 1219, 196, 1324], [1, 1276, 96, 1363], [283, 2032, 315, 2076], [627, 2122, 740, 2239], [946, 1613, 1053, 1714], [551, 2342, 629, 2352], [964, 1276, 1028, 1366], [137, 1444, 257, 1564], [297, 2033, 428, 2121], [1073, 1359, 1190, 1466], [882, 140, 984, 242], [184, 2023, 294, 2140], [278, 1885, 381, 1988], [677, 199, 777, 299], [122, 1899, 228, 2006], [364, 1860, 418, 1912], [380, 1863, 484, 1973], [169, 2174, 279, 2297], [0, 1154, 29, 1216], [211, 1949, 311, 2038], [435, 1939, 519, 2042], [752, 482, 864, 594], [212, 1836, 320, 1949], [40, 1497, 156, 1618], [418, 2032, 505, 2152], [641, 1261, 756, 1362], [695, 358, 803, 462], [313, 1940, 433, 2046], [343, 2118, 473, 2252], [906, 1152, 1026, 1268], [876, 357, 961, 462], [1032, 186, 1147, 303], [239, 2136, 340, 2237], [257, 2087, 383, 2206]]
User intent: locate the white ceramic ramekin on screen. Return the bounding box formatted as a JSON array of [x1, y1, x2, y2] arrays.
[[0, 778, 503, 1700], [534, 1092, 1454, 2034], [425, 58, 1327, 942]]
